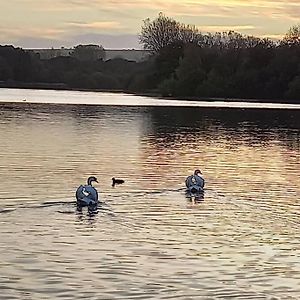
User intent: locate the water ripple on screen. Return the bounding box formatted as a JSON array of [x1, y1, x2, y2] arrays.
[[0, 93, 299, 299]]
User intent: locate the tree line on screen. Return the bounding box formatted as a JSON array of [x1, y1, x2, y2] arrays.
[[0, 13, 299, 103]]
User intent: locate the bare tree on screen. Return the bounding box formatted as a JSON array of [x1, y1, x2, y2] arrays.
[[139, 13, 203, 53], [282, 24, 300, 46], [179, 24, 203, 45], [139, 13, 181, 53]]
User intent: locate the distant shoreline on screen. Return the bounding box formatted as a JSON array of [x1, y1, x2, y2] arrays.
[[0, 83, 299, 105]]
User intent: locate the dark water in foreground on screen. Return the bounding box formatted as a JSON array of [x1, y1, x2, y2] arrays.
[[0, 89, 299, 299]]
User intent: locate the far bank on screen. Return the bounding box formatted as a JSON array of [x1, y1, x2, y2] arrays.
[[0, 84, 299, 105]]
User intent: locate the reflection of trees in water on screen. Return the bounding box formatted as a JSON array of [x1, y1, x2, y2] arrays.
[[1, 102, 298, 151], [0, 102, 150, 131], [147, 107, 300, 151]]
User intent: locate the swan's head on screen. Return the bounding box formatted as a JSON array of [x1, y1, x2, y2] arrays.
[[194, 169, 202, 176], [87, 176, 98, 185]]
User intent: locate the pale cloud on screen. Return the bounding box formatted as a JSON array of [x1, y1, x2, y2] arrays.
[[0, 26, 65, 41], [13, 0, 157, 12], [170, 1, 299, 20], [67, 21, 123, 30], [11, 0, 300, 21], [199, 25, 257, 33], [261, 33, 283, 40]]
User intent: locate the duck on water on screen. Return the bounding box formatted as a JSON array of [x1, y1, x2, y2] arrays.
[[112, 177, 124, 187], [185, 169, 205, 194], [76, 176, 99, 207]]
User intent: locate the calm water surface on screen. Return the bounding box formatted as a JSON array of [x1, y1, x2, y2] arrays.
[[0, 88, 299, 299]]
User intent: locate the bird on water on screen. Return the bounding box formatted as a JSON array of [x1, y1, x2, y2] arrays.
[[76, 176, 99, 207], [185, 169, 205, 193], [112, 177, 125, 187]]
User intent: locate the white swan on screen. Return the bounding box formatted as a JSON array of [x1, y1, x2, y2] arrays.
[[185, 169, 205, 193], [76, 176, 99, 207]]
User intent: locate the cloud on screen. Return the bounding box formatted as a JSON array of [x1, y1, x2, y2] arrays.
[[198, 25, 257, 33], [0, 26, 65, 41], [260, 33, 283, 40], [160, 1, 300, 23], [69, 33, 141, 49], [7, 0, 300, 18], [2, 0, 299, 48], [66, 21, 123, 30], [15, 0, 157, 12]]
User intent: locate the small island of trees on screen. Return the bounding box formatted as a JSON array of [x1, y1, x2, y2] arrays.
[[0, 13, 299, 103]]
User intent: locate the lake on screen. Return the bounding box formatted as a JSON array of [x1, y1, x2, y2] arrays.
[[0, 88, 299, 299]]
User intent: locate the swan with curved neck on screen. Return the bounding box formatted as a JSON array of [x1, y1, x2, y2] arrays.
[[185, 169, 205, 193], [76, 176, 99, 207], [87, 176, 98, 185]]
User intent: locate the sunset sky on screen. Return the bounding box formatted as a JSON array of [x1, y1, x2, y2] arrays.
[[1, 0, 299, 49]]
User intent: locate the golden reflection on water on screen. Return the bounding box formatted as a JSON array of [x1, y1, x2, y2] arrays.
[[0, 100, 299, 299]]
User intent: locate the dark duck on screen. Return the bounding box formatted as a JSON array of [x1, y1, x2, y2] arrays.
[[112, 177, 124, 187], [185, 169, 205, 193], [76, 176, 99, 207]]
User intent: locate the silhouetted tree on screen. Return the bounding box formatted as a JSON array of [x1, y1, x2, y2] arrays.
[[139, 13, 181, 53], [285, 76, 300, 100], [0, 56, 13, 80], [139, 13, 201, 53], [161, 43, 207, 96], [71, 44, 105, 61], [282, 24, 300, 46], [155, 41, 184, 81], [0, 45, 41, 82], [0, 16, 300, 103]]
